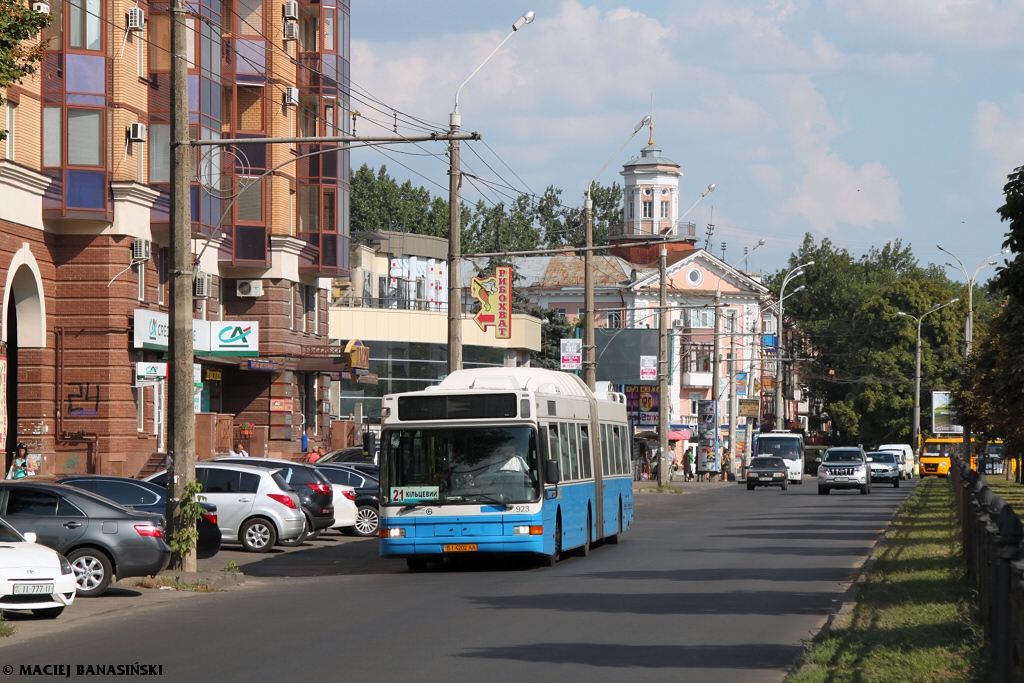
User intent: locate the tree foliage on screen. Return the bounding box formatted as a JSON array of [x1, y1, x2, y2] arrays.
[[0, 0, 50, 141], [778, 234, 964, 445], [526, 307, 577, 370]]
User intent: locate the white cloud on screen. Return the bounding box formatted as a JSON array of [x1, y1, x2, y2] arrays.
[[832, 0, 1024, 49], [971, 96, 1024, 185]]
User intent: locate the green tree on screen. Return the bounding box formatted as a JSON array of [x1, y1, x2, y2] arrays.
[[526, 307, 576, 370], [0, 0, 50, 141], [540, 182, 622, 249]]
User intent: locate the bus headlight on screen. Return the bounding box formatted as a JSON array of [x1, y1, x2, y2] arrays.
[[380, 527, 406, 538]]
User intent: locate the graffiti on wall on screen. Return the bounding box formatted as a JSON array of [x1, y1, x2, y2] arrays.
[[67, 383, 100, 418]]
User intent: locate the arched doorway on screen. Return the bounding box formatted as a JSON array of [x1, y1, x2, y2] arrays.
[[2, 252, 47, 472]]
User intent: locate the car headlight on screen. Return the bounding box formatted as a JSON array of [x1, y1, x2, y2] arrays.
[[59, 554, 73, 576]]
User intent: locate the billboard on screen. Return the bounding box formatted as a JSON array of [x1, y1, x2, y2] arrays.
[[560, 339, 582, 371], [624, 385, 659, 427], [932, 391, 963, 434], [697, 399, 719, 473], [593, 328, 658, 383]]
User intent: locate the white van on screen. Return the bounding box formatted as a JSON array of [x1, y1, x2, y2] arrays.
[[755, 432, 805, 483], [878, 444, 914, 479]]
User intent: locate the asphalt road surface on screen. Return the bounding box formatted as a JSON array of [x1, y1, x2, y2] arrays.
[[0, 477, 914, 682]]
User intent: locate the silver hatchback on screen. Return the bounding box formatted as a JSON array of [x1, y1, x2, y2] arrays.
[[146, 463, 305, 552]]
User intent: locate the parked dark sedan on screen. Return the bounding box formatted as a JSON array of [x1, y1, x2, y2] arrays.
[[59, 475, 221, 558], [746, 456, 790, 491], [315, 464, 380, 537], [0, 481, 171, 597], [213, 458, 334, 544], [319, 447, 378, 474]]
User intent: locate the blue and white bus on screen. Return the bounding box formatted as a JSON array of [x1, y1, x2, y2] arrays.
[[378, 367, 634, 570]]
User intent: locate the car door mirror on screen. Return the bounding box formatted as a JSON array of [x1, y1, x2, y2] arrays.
[[545, 459, 560, 484], [22, 531, 37, 543]]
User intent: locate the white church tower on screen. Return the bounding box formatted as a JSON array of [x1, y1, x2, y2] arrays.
[[617, 119, 684, 239]]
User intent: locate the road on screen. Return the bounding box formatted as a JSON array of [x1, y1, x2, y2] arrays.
[[0, 478, 914, 682]]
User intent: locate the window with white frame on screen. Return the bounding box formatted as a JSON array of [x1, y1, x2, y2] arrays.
[[136, 261, 146, 302], [134, 386, 145, 431], [5, 102, 15, 161], [628, 203, 634, 219], [689, 391, 703, 415], [687, 307, 714, 328], [660, 201, 670, 219], [156, 248, 165, 305], [290, 283, 297, 330], [606, 310, 622, 328], [642, 201, 653, 219]]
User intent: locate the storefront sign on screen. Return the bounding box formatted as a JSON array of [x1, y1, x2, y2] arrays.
[[204, 368, 222, 381], [357, 373, 379, 385], [560, 339, 582, 371], [246, 358, 281, 371], [736, 372, 748, 396], [193, 363, 202, 388], [344, 340, 371, 370], [270, 398, 293, 413], [640, 355, 657, 381], [738, 399, 760, 418], [134, 310, 259, 357], [470, 266, 512, 339]]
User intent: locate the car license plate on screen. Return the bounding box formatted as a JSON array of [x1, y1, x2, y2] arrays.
[[443, 544, 477, 553], [13, 583, 53, 595], [834, 477, 848, 482]]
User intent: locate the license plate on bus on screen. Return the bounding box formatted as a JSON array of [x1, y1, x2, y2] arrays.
[[13, 584, 52, 595], [443, 544, 478, 553]]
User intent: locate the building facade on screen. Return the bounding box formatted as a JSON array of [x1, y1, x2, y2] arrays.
[[0, 0, 350, 475]]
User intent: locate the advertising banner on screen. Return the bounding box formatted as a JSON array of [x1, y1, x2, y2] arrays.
[[640, 355, 657, 381], [133, 310, 259, 357], [738, 399, 760, 418], [624, 385, 659, 427], [0, 356, 7, 453], [560, 338, 582, 371], [735, 372, 748, 396], [932, 391, 963, 434], [697, 399, 719, 473], [470, 265, 512, 338]]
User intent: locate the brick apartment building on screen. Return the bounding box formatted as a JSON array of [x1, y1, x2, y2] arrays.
[[0, 0, 351, 475]]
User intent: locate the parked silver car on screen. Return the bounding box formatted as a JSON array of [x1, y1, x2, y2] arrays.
[[146, 463, 304, 552], [817, 446, 871, 495]]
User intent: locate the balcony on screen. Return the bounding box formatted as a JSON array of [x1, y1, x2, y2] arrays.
[[682, 371, 713, 388]]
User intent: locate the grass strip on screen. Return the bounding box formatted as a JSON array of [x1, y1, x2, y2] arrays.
[[985, 478, 1024, 512], [786, 478, 993, 683], [0, 613, 13, 638]]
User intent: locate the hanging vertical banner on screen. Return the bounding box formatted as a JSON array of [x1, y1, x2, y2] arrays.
[[697, 399, 719, 473], [470, 266, 512, 339], [0, 355, 7, 452], [560, 339, 582, 370]]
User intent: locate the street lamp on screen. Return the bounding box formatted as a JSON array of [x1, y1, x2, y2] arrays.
[[583, 115, 651, 390], [937, 245, 1007, 357], [447, 10, 535, 374], [897, 297, 959, 454], [775, 262, 813, 430]]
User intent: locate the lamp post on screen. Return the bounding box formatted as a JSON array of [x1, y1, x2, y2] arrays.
[[897, 297, 959, 454], [583, 115, 651, 390], [774, 262, 812, 431], [937, 245, 1006, 463], [447, 10, 534, 375]]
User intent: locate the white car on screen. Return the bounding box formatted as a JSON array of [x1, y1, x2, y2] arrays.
[[0, 518, 76, 618], [878, 443, 914, 478], [329, 484, 358, 530]]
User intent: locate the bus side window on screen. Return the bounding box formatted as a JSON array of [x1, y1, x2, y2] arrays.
[[601, 424, 611, 475], [568, 423, 581, 481], [621, 428, 630, 475], [559, 422, 572, 483], [610, 428, 618, 475], [580, 425, 593, 480], [547, 424, 560, 476]]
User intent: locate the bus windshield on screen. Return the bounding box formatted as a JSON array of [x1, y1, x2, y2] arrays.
[[383, 426, 539, 504], [756, 437, 801, 460]]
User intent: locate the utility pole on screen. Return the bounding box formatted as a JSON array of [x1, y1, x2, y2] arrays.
[[447, 111, 462, 375], [728, 310, 737, 479], [711, 289, 721, 472], [657, 243, 670, 487], [584, 197, 595, 389], [913, 320, 922, 455], [168, 0, 196, 571]]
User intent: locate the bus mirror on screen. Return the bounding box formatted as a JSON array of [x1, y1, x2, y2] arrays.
[[545, 459, 560, 484]]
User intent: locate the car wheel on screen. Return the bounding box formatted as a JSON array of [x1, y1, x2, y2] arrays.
[[747, 482, 755, 491], [818, 485, 829, 495], [406, 558, 428, 572], [240, 517, 278, 553], [305, 528, 323, 541], [541, 516, 561, 567], [67, 548, 113, 597], [353, 505, 380, 537], [276, 516, 308, 547], [782, 479, 789, 491], [894, 479, 900, 488], [861, 484, 869, 495], [32, 606, 65, 619]]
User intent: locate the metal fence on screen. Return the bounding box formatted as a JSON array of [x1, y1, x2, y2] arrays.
[[950, 456, 1024, 683]]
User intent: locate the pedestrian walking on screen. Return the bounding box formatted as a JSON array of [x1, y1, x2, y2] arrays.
[[7, 443, 34, 479], [306, 446, 324, 464]]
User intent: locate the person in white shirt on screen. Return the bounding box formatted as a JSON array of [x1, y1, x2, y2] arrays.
[[229, 442, 249, 457]]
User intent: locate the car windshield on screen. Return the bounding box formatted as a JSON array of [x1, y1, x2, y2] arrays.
[[750, 457, 783, 469], [0, 518, 25, 542], [756, 437, 801, 460], [867, 452, 897, 463], [824, 449, 863, 463], [382, 426, 539, 504]]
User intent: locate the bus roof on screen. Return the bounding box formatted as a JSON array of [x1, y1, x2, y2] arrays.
[[437, 367, 593, 400]]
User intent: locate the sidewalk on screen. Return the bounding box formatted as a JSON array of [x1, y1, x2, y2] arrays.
[[632, 475, 735, 493]]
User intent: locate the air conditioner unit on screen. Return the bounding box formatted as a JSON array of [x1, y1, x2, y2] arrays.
[[128, 122, 147, 143], [283, 20, 299, 41], [282, 0, 298, 20], [283, 86, 299, 107], [236, 279, 264, 298], [32, 1, 50, 13], [194, 272, 212, 299], [127, 7, 144, 30], [132, 238, 151, 261]]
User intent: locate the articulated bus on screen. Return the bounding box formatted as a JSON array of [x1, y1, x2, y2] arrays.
[[920, 437, 1005, 476], [377, 367, 634, 570]]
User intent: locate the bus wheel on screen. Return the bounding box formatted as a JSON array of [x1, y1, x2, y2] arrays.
[[541, 517, 561, 567], [606, 500, 622, 545], [579, 510, 592, 557]]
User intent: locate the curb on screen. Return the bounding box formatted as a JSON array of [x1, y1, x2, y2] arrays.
[[115, 570, 246, 590]]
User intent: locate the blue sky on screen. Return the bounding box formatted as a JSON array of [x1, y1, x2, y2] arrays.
[[349, 1, 1024, 277]]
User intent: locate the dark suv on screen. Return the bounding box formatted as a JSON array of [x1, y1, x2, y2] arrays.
[[214, 458, 334, 544], [0, 481, 171, 596], [316, 463, 380, 537]]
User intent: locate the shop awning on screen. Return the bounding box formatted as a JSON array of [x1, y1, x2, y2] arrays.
[[294, 357, 352, 372]]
